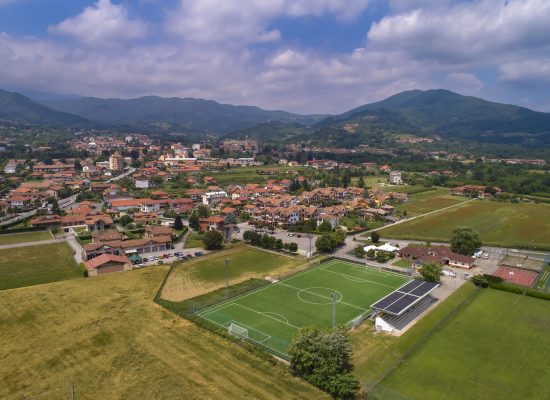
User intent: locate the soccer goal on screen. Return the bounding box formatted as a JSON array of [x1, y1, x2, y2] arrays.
[[228, 322, 248, 339]]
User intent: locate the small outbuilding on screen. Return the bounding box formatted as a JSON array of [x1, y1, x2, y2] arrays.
[[84, 254, 132, 276]]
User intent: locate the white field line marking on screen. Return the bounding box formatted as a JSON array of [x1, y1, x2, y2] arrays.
[[278, 282, 368, 311], [320, 267, 398, 289], [197, 259, 391, 317], [224, 320, 272, 342], [260, 311, 290, 324], [208, 318, 281, 353], [234, 303, 300, 329], [197, 261, 341, 315], [331, 258, 408, 278]]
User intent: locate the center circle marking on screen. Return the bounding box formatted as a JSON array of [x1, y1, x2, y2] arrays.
[[297, 287, 343, 305]]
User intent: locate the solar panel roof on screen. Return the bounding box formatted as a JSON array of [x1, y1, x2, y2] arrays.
[[371, 279, 439, 316]]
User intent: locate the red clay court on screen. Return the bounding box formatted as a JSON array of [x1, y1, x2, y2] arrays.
[[493, 266, 538, 287]]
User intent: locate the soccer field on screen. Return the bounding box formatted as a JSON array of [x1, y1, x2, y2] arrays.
[[197, 260, 410, 358]]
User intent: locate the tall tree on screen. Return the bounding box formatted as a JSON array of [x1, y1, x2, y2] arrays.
[[189, 213, 200, 230], [420, 262, 443, 283], [203, 229, 223, 250], [451, 226, 482, 256], [288, 326, 358, 399], [173, 215, 184, 230]]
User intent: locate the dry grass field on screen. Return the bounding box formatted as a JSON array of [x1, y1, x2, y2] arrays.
[[0, 266, 326, 400], [161, 245, 307, 301]]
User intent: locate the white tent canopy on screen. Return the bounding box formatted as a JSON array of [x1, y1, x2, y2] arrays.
[[363, 243, 399, 253]]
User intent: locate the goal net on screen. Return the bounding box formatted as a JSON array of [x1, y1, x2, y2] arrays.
[[228, 323, 248, 339]]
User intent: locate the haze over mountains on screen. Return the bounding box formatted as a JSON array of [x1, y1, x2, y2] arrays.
[[1, 87, 550, 145]]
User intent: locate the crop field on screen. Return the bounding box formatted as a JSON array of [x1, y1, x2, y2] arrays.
[[0, 230, 51, 245], [374, 288, 550, 400], [0, 242, 80, 291], [197, 260, 409, 358], [395, 189, 469, 216], [0, 267, 326, 400], [161, 245, 305, 301], [380, 200, 550, 249]]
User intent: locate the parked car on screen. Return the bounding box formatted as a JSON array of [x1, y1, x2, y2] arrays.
[[186, 254, 193, 258], [482, 254, 489, 259], [194, 251, 203, 257], [142, 257, 148, 262], [297, 234, 302, 238], [287, 233, 294, 237]]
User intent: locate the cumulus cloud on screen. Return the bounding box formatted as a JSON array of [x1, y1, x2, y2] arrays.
[[49, 0, 149, 46], [368, 0, 550, 64], [500, 59, 550, 84], [166, 0, 370, 45], [1, 0, 550, 113]]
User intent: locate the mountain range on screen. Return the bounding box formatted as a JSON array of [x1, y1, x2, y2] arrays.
[[1, 87, 550, 146], [40, 96, 326, 134]]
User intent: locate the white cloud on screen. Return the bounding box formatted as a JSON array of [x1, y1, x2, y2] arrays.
[[500, 59, 550, 84], [166, 0, 370, 45], [368, 0, 550, 64], [49, 0, 149, 46], [1, 0, 550, 114], [285, 0, 370, 20]]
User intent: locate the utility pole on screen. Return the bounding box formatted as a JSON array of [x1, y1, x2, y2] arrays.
[[224, 258, 230, 298], [332, 292, 337, 328]]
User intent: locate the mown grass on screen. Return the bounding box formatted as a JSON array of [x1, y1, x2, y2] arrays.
[[0, 230, 51, 245], [0, 267, 326, 400], [395, 188, 469, 216], [161, 245, 305, 301], [0, 242, 81, 291], [375, 288, 550, 400], [381, 200, 550, 249], [350, 282, 479, 388], [184, 231, 205, 249]]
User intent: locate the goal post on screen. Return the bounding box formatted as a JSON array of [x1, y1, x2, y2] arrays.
[[228, 322, 248, 339]]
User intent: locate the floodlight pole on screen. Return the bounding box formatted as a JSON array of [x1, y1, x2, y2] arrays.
[[224, 258, 230, 298], [332, 292, 337, 328]]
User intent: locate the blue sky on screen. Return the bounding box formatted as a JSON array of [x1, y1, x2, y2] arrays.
[[0, 0, 549, 114]]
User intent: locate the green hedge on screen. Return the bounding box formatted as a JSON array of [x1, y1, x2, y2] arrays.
[[0, 225, 44, 233], [489, 282, 550, 301]]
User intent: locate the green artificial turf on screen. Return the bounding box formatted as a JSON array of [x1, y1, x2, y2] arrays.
[[197, 260, 409, 358]]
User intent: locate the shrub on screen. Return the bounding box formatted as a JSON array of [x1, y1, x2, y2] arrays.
[[203, 230, 223, 250], [471, 274, 489, 288], [354, 245, 365, 258]]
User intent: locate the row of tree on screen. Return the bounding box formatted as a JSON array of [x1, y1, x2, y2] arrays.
[[315, 231, 346, 254], [243, 230, 298, 253]]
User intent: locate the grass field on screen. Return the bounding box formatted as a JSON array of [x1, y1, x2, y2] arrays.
[[161, 245, 305, 301], [0, 242, 80, 291], [0, 230, 51, 245], [375, 288, 550, 400], [0, 267, 326, 400], [183, 231, 205, 248], [197, 260, 409, 358], [381, 200, 550, 249], [395, 188, 469, 216]]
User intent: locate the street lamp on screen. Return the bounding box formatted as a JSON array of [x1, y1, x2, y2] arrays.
[[224, 258, 230, 298]]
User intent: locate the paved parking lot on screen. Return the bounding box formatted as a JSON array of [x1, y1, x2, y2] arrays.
[[235, 223, 318, 255]]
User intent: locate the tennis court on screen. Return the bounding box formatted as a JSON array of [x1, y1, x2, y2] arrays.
[[197, 259, 410, 358]]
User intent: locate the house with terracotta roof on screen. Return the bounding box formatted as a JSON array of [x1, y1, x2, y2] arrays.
[[84, 254, 132, 276], [199, 216, 225, 231], [399, 245, 475, 269]]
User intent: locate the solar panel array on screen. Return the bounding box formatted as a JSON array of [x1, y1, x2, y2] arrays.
[[371, 280, 439, 316]]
